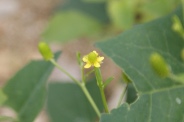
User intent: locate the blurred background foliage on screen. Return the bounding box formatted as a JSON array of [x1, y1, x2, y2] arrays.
[[42, 0, 181, 43]]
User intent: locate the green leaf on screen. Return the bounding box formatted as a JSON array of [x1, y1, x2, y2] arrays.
[[96, 7, 184, 122], [3, 52, 61, 122], [56, 0, 109, 23], [42, 11, 102, 43], [47, 81, 103, 122], [126, 83, 137, 104]]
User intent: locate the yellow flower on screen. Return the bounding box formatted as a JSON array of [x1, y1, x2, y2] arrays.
[[82, 51, 104, 68]]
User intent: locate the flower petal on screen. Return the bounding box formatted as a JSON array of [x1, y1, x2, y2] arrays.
[[97, 56, 104, 62], [84, 63, 92, 68], [93, 51, 98, 56], [94, 62, 100, 67], [82, 56, 88, 62]]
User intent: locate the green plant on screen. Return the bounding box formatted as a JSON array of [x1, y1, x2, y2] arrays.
[[1, 1, 184, 122]]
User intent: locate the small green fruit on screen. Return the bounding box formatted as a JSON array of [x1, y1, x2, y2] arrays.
[[150, 53, 170, 77], [38, 41, 54, 60], [172, 15, 183, 35]]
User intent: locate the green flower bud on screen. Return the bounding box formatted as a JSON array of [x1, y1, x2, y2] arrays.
[[150, 52, 170, 77], [172, 15, 183, 35], [38, 41, 54, 60]]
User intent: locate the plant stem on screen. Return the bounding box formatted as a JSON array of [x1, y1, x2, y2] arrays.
[[80, 83, 101, 117], [99, 86, 109, 113], [117, 84, 128, 107], [168, 73, 184, 84], [81, 66, 85, 84], [95, 68, 109, 113], [85, 69, 95, 78], [50, 59, 80, 86], [50, 59, 101, 117]]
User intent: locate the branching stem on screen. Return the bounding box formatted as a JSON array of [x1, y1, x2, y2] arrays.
[[50, 59, 101, 117]]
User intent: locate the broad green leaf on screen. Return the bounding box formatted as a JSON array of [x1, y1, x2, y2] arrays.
[[47, 81, 103, 122], [3, 52, 61, 122], [56, 0, 109, 23], [42, 11, 102, 43], [126, 83, 137, 104], [96, 7, 184, 122]]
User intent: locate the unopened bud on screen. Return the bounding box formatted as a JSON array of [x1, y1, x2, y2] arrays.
[[38, 41, 54, 60], [150, 53, 170, 77], [172, 15, 183, 35]]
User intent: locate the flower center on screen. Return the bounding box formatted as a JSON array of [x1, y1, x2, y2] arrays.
[[88, 52, 97, 63]]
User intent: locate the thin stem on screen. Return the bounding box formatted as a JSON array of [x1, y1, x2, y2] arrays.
[[81, 66, 85, 84], [50, 59, 80, 86], [95, 68, 109, 113], [99, 87, 109, 113], [50, 59, 101, 117], [85, 69, 95, 78], [79, 83, 101, 117], [168, 73, 184, 84], [117, 84, 128, 107]]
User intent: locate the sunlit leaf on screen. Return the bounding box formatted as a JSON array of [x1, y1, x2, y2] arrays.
[[96, 7, 184, 122], [42, 11, 102, 43], [3, 52, 61, 122]]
